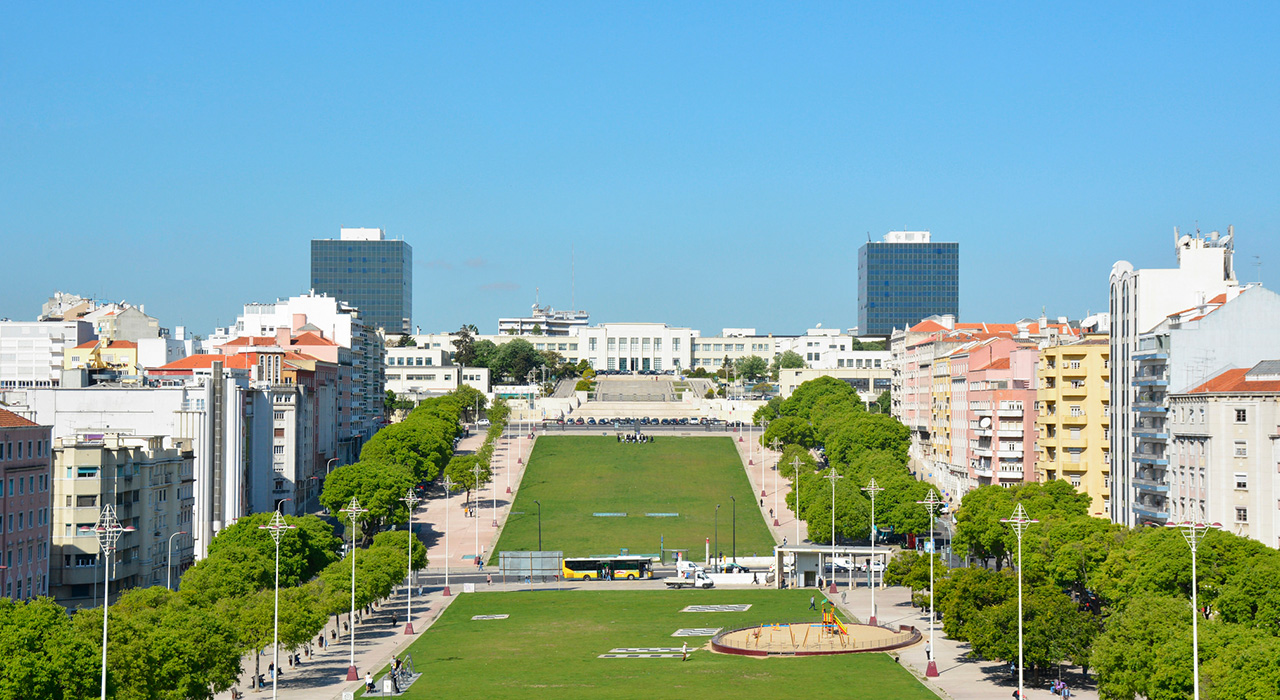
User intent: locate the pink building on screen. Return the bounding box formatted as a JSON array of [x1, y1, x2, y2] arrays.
[[0, 408, 53, 600]]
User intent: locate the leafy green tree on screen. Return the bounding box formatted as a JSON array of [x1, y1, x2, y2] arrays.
[[753, 396, 783, 425], [967, 585, 1099, 681], [1218, 558, 1280, 635], [762, 416, 818, 449], [0, 597, 98, 699], [320, 461, 415, 544], [205, 513, 340, 586], [360, 419, 452, 483], [395, 335, 416, 347], [780, 376, 859, 420], [443, 454, 490, 504], [1202, 625, 1280, 700], [472, 339, 499, 369], [74, 586, 241, 700], [1091, 594, 1193, 700], [802, 470, 871, 544], [953, 485, 1016, 569], [492, 338, 542, 383], [451, 324, 478, 366], [574, 379, 593, 392], [751, 381, 773, 393], [936, 566, 1016, 642], [770, 350, 806, 379], [734, 355, 769, 382], [179, 544, 273, 607], [874, 390, 891, 414], [224, 584, 326, 685]]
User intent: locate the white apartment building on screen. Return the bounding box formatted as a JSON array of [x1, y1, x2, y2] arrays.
[[0, 321, 96, 388], [384, 344, 491, 398], [1167, 361, 1280, 547], [1109, 228, 1240, 526]]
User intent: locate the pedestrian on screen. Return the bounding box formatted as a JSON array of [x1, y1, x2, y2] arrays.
[[759, 498, 764, 508], [268, 663, 274, 681], [769, 508, 774, 519], [809, 595, 816, 610], [841, 591, 847, 605], [487, 573, 493, 586], [682, 641, 688, 661], [365, 671, 375, 693], [391, 613, 398, 627], [925, 641, 932, 661]]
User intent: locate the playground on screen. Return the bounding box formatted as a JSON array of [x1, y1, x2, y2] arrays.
[[489, 435, 775, 562], [375, 589, 935, 699], [711, 603, 920, 656]]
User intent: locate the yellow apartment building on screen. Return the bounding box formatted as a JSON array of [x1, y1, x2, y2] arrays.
[[1036, 334, 1111, 516], [63, 340, 139, 372]]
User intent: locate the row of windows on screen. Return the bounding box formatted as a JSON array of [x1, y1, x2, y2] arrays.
[[1, 439, 48, 462], [0, 507, 48, 533], [390, 356, 435, 366], [2, 474, 47, 497]]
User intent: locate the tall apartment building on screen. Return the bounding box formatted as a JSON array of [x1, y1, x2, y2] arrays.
[[0, 409, 53, 600], [50, 433, 194, 607], [209, 292, 385, 460], [311, 227, 413, 334], [858, 231, 959, 337], [0, 321, 96, 388], [1108, 228, 1240, 526], [1168, 362, 1280, 547], [1036, 335, 1111, 516], [1120, 285, 1280, 526]]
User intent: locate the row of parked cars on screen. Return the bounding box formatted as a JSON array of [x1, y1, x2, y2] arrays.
[[593, 369, 676, 377]]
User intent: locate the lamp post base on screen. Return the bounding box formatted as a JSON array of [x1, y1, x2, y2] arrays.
[[403, 622, 415, 635], [925, 661, 939, 677], [492, 519, 498, 527], [760, 489, 766, 497], [517, 458, 523, 465], [773, 518, 780, 526], [442, 586, 451, 597], [506, 487, 512, 494], [868, 615, 877, 626], [346, 664, 360, 681], [749, 459, 754, 465], [828, 582, 837, 595]]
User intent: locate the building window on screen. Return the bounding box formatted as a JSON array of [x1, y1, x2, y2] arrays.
[[1070, 405, 1083, 416], [1235, 441, 1248, 458], [1236, 408, 1248, 423], [1070, 476, 1082, 487], [1235, 472, 1248, 490], [1236, 507, 1249, 523]]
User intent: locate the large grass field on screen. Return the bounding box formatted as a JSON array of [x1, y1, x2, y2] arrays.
[[490, 436, 775, 562], [369, 589, 936, 700]]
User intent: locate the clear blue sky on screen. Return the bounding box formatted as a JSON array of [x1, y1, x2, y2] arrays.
[[3, 3, 1278, 336]]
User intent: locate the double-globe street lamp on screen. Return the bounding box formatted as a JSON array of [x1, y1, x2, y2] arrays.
[[824, 468, 843, 594], [1000, 503, 1038, 698], [340, 496, 369, 681], [258, 512, 296, 700], [862, 478, 884, 626], [81, 505, 136, 700], [916, 489, 943, 678], [1167, 519, 1220, 700], [441, 476, 455, 597], [400, 488, 420, 634]]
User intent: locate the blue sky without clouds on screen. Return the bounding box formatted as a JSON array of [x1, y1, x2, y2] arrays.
[[2, 3, 1278, 336]]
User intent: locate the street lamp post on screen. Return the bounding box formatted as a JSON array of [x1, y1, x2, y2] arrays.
[[862, 478, 884, 625], [505, 426, 512, 494], [82, 505, 136, 700], [442, 476, 455, 597], [340, 497, 369, 681], [1001, 503, 1039, 696], [400, 489, 420, 634], [824, 468, 842, 595], [916, 489, 943, 678], [1168, 519, 1220, 700], [258, 512, 296, 700], [473, 459, 482, 564], [758, 424, 766, 498], [730, 496, 736, 563], [166, 530, 188, 591], [714, 504, 720, 572], [533, 500, 543, 551]]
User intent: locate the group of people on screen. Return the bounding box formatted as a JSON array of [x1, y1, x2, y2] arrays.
[[617, 432, 653, 443]]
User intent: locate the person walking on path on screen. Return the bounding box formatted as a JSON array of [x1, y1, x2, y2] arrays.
[[925, 641, 932, 661], [682, 642, 688, 661], [808, 595, 816, 610]]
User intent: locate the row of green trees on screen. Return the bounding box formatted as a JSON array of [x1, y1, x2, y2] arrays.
[[442, 397, 511, 504], [751, 376, 929, 544], [451, 324, 589, 383], [885, 479, 1280, 699], [0, 386, 496, 698]]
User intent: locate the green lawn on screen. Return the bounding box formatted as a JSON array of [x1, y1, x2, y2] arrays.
[[374, 590, 936, 699], [490, 436, 775, 562]]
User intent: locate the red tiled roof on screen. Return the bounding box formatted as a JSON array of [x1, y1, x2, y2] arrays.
[[154, 354, 255, 371], [1187, 368, 1280, 394], [291, 331, 337, 347], [220, 336, 278, 347], [74, 340, 138, 350], [1208, 293, 1228, 304], [0, 408, 39, 428], [979, 358, 1011, 371]]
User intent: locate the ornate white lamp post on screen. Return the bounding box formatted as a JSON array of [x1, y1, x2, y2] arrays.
[[770, 438, 782, 526], [340, 497, 368, 681], [400, 488, 420, 634], [862, 478, 884, 625], [258, 512, 296, 699], [1167, 519, 1219, 700], [916, 489, 943, 678], [82, 505, 136, 700], [1001, 503, 1038, 696], [790, 456, 804, 548], [824, 468, 842, 594]]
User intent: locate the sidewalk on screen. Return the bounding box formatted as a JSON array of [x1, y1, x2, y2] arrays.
[[831, 584, 1098, 700], [732, 429, 806, 546]]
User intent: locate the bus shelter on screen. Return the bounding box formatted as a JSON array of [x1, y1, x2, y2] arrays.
[[771, 545, 887, 590]]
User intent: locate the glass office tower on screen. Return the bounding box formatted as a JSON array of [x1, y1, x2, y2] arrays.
[[858, 231, 959, 337], [310, 228, 413, 334]]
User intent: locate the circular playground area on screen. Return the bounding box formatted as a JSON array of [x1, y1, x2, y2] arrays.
[[711, 613, 921, 657]]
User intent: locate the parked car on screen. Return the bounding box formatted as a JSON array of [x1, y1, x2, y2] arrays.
[[722, 562, 751, 573]]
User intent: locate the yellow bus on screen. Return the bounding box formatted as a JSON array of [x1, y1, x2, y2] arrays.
[[562, 556, 656, 581]]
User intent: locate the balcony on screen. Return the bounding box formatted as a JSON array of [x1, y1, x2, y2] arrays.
[[1061, 366, 1088, 378], [1133, 350, 1169, 361], [1062, 415, 1088, 426], [997, 449, 1025, 460], [997, 469, 1027, 481], [1059, 437, 1087, 449], [1133, 377, 1169, 387], [1062, 385, 1088, 398], [973, 446, 993, 458], [1134, 402, 1166, 414], [973, 464, 994, 479], [1132, 503, 1169, 520], [1133, 477, 1169, 493], [1134, 428, 1169, 440], [1132, 454, 1169, 466]]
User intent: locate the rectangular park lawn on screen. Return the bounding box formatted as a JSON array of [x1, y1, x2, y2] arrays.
[[376, 589, 935, 700], [490, 436, 775, 562]]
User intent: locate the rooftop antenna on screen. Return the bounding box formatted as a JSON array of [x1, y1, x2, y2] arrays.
[[1255, 255, 1262, 285]]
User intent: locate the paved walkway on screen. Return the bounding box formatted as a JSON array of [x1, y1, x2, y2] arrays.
[[732, 429, 807, 546], [828, 584, 1098, 700]]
